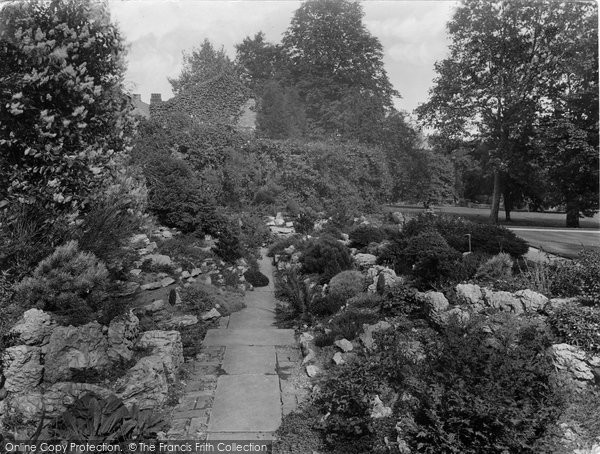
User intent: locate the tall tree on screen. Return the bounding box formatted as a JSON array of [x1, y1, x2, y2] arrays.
[[417, 0, 595, 224], [235, 32, 282, 93], [281, 0, 398, 136], [169, 38, 237, 94]]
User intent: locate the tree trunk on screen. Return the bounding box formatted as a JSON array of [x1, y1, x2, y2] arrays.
[[566, 198, 580, 227], [489, 171, 502, 224], [503, 189, 513, 222]]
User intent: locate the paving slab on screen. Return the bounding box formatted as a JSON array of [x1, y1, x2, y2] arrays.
[[227, 308, 276, 329], [203, 328, 295, 347], [243, 291, 277, 310], [207, 375, 282, 432], [222, 346, 276, 375]]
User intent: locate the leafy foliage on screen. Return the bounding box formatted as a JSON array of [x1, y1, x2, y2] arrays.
[[50, 393, 165, 441], [328, 271, 365, 301], [475, 252, 513, 281], [349, 224, 383, 249], [548, 303, 600, 355], [300, 235, 352, 284], [0, 0, 134, 221]]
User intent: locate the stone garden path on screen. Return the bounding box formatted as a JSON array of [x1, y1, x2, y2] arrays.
[[169, 249, 301, 441]]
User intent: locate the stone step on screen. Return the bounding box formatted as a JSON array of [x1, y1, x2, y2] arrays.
[[203, 328, 296, 347], [221, 346, 277, 375]]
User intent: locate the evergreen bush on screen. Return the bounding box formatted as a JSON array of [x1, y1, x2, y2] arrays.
[[301, 235, 353, 284]]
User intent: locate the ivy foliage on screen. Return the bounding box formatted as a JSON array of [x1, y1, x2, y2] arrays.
[[0, 0, 134, 220]]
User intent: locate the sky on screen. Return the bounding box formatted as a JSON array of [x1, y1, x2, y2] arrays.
[[109, 0, 459, 114]]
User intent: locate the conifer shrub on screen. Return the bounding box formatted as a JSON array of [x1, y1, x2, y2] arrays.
[[243, 269, 269, 287], [349, 224, 383, 249], [328, 271, 365, 301], [300, 235, 353, 284], [475, 252, 513, 280], [14, 241, 109, 325]]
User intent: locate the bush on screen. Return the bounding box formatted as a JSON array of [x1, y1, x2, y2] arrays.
[[380, 284, 422, 317], [402, 214, 529, 257], [240, 213, 272, 250], [402, 230, 462, 286], [267, 235, 304, 257], [328, 308, 379, 341], [301, 236, 352, 284], [14, 241, 109, 325], [243, 269, 269, 287], [275, 268, 312, 318], [213, 223, 244, 263], [347, 292, 383, 310], [548, 303, 600, 354], [576, 250, 600, 305], [294, 211, 316, 235], [179, 286, 215, 316], [476, 252, 513, 280], [349, 224, 383, 249], [309, 293, 346, 318], [328, 271, 365, 301], [157, 235, 212, 269]]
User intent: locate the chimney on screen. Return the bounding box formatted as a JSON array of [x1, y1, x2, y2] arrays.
[[150, 93, 162, 104], [132, 93, 142, 101]]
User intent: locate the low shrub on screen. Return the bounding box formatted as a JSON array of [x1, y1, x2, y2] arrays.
[[328, 308, 379, 341], [576, 250, 600, 305], [179, 286, 215, 316], [275, 268, 312, 318], [49, 393, 166, 441], [267, 235, 304, 257], [240, 213, 272, 250], [301, 236, 352, 284], [294, 211, 316, 235], [320, 222, 344, 240], [347, 292, 383, 310], [309, 293, 346, 317], [548, 303, 600, 354], [157, 235, 212, 269], [349, 224, 383, 249], [402, 230, 462, 287], [139, 258, 175, 275], [380, 284, 422, 317], [14, 241, 109, 325], [328, 271, 365, 301], [213, 223, 244, 263], [476, 252, 513, 280], [243, 269, 269, 287]]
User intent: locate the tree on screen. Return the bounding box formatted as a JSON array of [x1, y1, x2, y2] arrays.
[[256, 81, 306, 139], [281, 0, 398, 136], [0, 0, 133, 224], [417, 0, 595, 224], [235, 32, 283, 93], [169, 38, 237, 94]]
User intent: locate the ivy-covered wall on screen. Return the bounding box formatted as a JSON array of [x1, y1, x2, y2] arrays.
[[149, 72, 253, 128]]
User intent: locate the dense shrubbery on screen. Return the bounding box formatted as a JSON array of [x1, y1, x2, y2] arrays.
[[310, 315, 563, 454], [475, 252, 513, 280], [403, 214, 529, 257], [349, 224, 384, 249], [301, 236, 353, 284], [14, 241, 109, 325], [548, 303, 600, 354], [294, 211, 316, 234], [243, 268, 269, 287]]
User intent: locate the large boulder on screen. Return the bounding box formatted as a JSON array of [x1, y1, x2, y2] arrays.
[[548, 344, 600, 384], [2, 346, 43, 393], [115, 356, 169, 409], [417, 291, 449, 324], [482, 289, 523, 314], [136, 330, 183, 381], [375, 268, 401, 295], [143, 254, 173, 267], [107, 311, 140, 362], [514, 289, 548, 312], [455, 284, 483, 305], [2, 391, 44, 423], [9, 309, 56, 347], [44, 322, 111, 383]]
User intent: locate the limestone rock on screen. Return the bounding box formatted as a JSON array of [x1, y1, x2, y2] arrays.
[[299, 333, 314, 356], [370, 395, 392, 419], [306, 365, 320, 378], [180, 270, 190, 279], [274, 212, 285, 226], [483, 289, 523, 314], [360, 321, 392, 350], [160, 277, 176, 287], [142, 299, 168, 314], [201, 308, 221, 321], [159, 315, 198, 330], [332, 352, 345, 365], [115, 356, 169, 409], [455, 283, 483, 305], [144, 254, 173, 266], [136, 330, 183, 380], [129, 269, 142, 277], [44, 322, 110, 383], [270, 226, 295, 236], [115, 281, 140, 297], [376, 268, 400, 295], [10, 309, 56, 347], [438, 307, 471, 326], [107, 311, 139, 362], [514, 289, 548, 312], [141, 281, 163, 291], [3, 391, 44, 422], [354, 253, 377, 268], [334, 339, 353, 353], [43, 382, 114, 418], [190, 268, 202, 277], [302, 349, 316, 365], [549, 343, 598, 382], [390, 212, 405, 224], [417, 291, 449, 323], [130, 233, 150, 248], [2, 345, 43, 393]]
